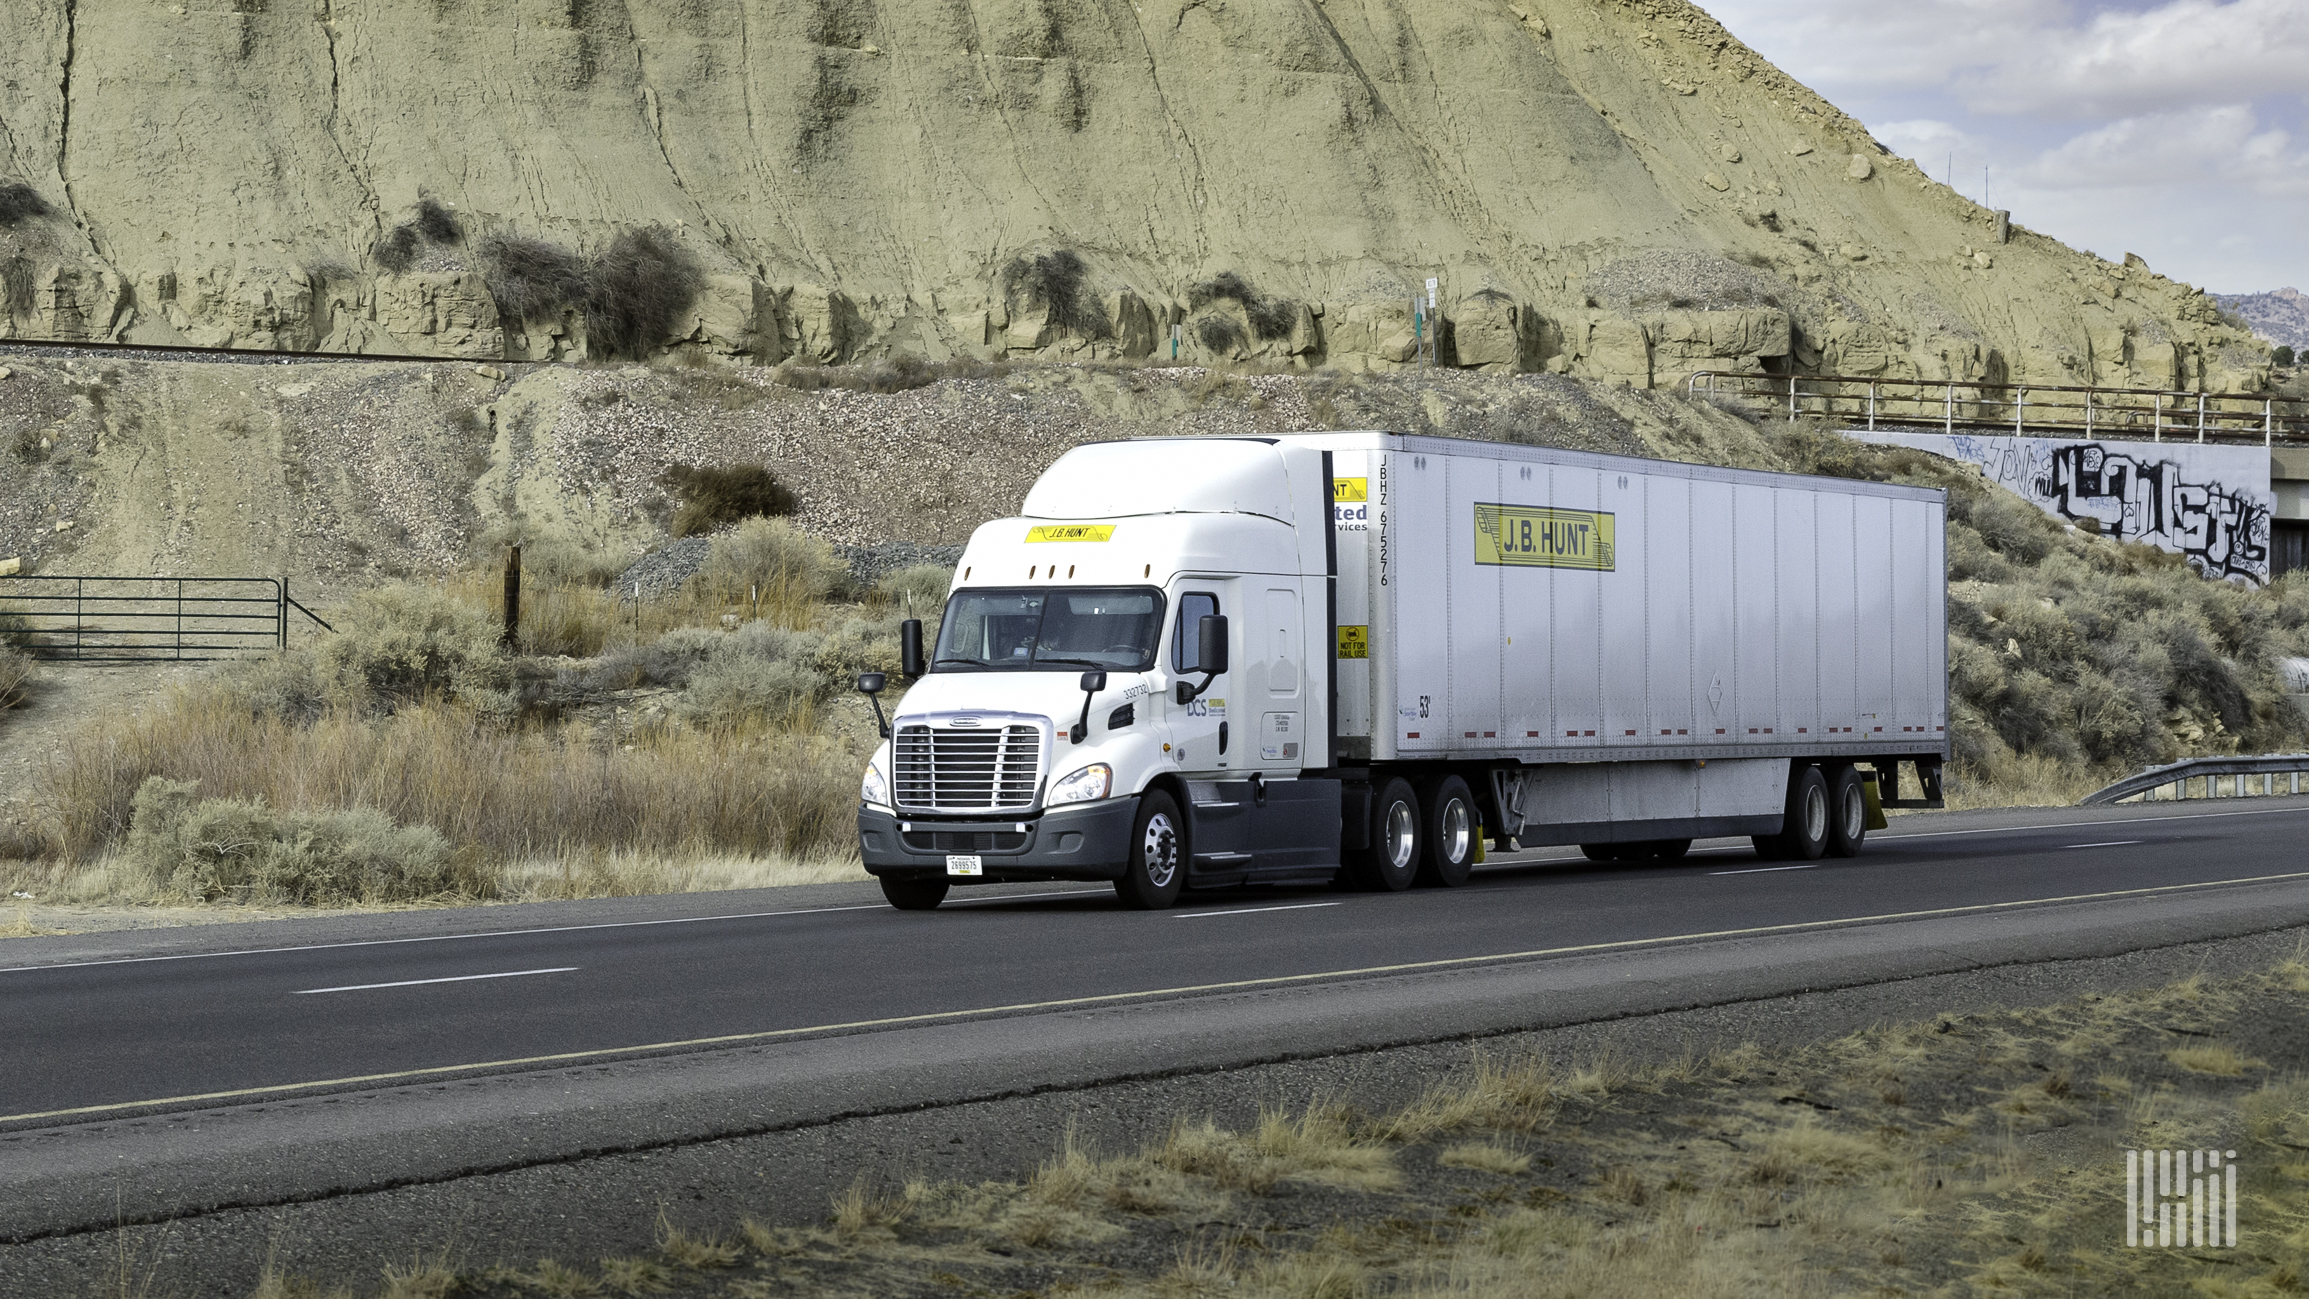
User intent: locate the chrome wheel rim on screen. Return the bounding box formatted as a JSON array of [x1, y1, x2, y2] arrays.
[[1442, 798, 1471, 863], [1142, 812, 1179, 889], [1803, 784, 1828, 843], [1384, 801, 1416, 873], [1840, 785, 1865, 839]]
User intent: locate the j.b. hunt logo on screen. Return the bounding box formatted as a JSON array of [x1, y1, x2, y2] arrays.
[[2126, 1149, 2237, 1247]]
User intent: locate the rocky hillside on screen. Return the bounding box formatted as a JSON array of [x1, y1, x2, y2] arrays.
[[0, 0, 2272, 391], [2219, 289, 2309, 353]]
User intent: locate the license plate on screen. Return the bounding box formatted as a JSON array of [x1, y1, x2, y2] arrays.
[[946, 854, 983, 876]]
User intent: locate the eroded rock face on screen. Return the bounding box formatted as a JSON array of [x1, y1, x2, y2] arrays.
[[0, 0, 2265, 388]]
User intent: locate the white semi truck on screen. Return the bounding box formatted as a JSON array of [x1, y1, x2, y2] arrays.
[[855, 432, 1949, 910]]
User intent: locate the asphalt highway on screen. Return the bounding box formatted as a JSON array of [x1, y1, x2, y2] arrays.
[[9, 799, 2309, 1128]]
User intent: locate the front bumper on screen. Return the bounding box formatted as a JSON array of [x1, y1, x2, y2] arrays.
[[859, 798, 1139, 883]]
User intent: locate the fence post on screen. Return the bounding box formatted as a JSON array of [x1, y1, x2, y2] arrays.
[[2197, 392, 2206, 443], [502, 545, 522, 650], [75, 577, 83, 660], [1788, 375, 1797, 422], [2268, 400, 2275, 450], [2084, 389, 2093, 436], [2154, 393, 2162, 443], [1944, 384, 1953, 434], [2015, 388, 2026, 436], [176, 578, 185, 662], [278, 579, 289, 651], [1868, 382, 1878, 430]]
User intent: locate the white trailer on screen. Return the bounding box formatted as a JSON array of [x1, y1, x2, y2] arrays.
[[855, 432, 1949, 910]]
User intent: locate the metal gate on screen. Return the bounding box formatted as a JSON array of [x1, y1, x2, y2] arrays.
[[0, 576, 332, 662]]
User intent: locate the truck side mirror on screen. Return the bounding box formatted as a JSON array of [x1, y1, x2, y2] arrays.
[[856, 672, 890, 739], [1175, 616, 1229, 705], [1197, 615, 1229, 675], [1069, 670, 1108, 744], [900, 620, 924, 679]]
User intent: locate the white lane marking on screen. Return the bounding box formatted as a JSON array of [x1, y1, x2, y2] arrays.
[[2066, 840, 2145, 850], [18, 867, 2309, 1127], [1709, 864, 1821, 876], [1175, 902, 1343, 919], [292, 967, 578, 995]]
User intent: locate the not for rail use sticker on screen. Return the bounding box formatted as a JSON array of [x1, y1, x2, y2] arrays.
[[1025, 525, 1116, 543]]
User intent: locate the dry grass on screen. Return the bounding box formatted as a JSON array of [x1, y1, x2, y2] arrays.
[[2165, 1042, 2261, 1075], [0, 643, 30, 711], [1436, 1142, 1532, 1175], [9, 522, 909, 906], [32, 696, 859, 898]]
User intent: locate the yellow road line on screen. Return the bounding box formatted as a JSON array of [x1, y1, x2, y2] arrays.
[[9, 868, 2309, 1126]]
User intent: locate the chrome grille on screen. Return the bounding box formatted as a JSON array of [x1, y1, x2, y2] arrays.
[[893, 723, 1044, 812]]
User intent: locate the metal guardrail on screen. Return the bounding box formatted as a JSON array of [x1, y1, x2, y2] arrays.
[[1687, 371, 2309, 447], [0, 575, 333, 662], [2080, 754, 2309, 806]]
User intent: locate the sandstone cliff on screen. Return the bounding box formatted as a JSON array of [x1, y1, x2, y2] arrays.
[[0, 0, 2274, 390]]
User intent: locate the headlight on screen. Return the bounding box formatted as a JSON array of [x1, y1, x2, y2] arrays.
[[1047, 763, 1113, 806], [861, 762, 891, 807]]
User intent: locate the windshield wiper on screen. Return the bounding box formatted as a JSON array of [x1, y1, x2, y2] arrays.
[[1030, 656, 1110, 670]]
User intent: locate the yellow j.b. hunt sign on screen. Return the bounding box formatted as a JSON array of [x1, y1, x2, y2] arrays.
[[1025, 524, 1116, 543], [1473, 504, 1615, 570]]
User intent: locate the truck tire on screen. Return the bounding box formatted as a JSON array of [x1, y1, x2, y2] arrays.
[[1113, 790, 1187, 910], [1826, 765, 1868, 857], [1645, 839, 1693, 860], [1414, 775, 1477, 887], [1347, 777, 1420, 891], [880, 877, 950, 911], [1755, 765, 1830, 861]]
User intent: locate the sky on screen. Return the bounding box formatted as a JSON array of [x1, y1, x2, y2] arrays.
[[1701, 0, 2307, 295]]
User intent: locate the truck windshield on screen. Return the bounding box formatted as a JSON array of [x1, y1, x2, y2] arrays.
[[933, 587, 1167, 672]]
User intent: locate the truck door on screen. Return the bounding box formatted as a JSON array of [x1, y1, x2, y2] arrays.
[[1254, 584, 1304, 772], [1165, 581, 1237, 774]]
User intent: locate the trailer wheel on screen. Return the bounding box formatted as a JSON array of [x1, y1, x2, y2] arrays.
[[1414, 775, 1476, 887], [1113, 790, 1187, 910], [1755, 765, 1830, 861], [1646, 839, 1693, 860], [880, 877, 950, 911], [1826, 765, 1868, 857], [1347, 777, 1421, 891]]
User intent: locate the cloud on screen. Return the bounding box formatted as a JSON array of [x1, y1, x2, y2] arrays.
[[1710, 0, 2309, 121], [1963, 0, 2309, 118], [2029, 105, 2309, 197]]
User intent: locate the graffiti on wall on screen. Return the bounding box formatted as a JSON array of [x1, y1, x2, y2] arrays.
[[1856, 433, 2273, 583]]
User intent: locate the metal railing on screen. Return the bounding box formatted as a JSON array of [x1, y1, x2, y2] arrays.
[[1687, 372, 2309, 447], [0, 575, 333, 662], [2081, 754, 2309, 806]]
